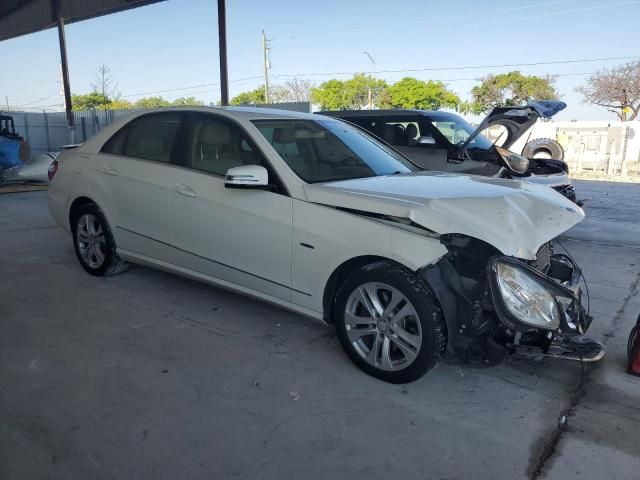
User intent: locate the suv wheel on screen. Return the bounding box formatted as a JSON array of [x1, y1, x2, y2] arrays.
[[334, 260, 447, 383]]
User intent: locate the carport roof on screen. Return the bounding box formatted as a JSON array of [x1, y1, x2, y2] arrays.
[[0, 0, 165, 42]]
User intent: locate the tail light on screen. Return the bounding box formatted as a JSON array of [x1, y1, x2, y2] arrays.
[[628, 317, 640, 376], [48, 159, 59, 181]]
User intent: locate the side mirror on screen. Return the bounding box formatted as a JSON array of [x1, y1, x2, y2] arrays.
[[416, 135, 436, 146], [225, 165, 269, 189]]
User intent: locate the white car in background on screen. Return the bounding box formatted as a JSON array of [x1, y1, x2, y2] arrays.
[[47, 107, 602, 383]]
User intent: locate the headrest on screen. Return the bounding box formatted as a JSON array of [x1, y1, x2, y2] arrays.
[[405, 123, 418, 139], [138, 137, 163, 155], [200, 122, 231, 144], [273, 127, 297, 144]]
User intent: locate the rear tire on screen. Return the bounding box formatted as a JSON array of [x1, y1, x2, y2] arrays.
[[522, 138, 564, 161], [334, 260, 447, 383], [71, 203, 127, 277]]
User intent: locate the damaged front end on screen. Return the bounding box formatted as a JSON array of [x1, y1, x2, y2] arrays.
[[420, 235, 604, 365]]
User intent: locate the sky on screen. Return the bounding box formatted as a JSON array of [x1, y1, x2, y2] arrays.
[[1, 0, 639, 121]]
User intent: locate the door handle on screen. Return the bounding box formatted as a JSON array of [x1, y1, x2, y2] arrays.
[[100, 166, 118, 176], [174, 184, 196, 198]]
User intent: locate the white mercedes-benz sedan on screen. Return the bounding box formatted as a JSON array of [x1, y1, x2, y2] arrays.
[[48, 107, 602, 383]]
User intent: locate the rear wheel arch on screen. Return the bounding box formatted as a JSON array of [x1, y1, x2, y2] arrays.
[[69, 196, 97, 229], [69, 196, 114, 232]]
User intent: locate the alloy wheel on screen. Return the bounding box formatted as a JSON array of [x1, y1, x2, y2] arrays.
[[344, 282, 422, 371], [76, 213, 107, 269]]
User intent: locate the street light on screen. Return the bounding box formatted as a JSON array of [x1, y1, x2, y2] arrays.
[[363, 51, 376, 109]]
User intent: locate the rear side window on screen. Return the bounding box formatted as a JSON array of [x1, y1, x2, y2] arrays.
[[380, 119, 422, 146], [102, 113, 182, 163]]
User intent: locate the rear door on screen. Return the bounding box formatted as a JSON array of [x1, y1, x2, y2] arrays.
[[94, 112, 184, 259]]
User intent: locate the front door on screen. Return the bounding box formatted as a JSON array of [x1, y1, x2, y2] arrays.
[[169, 113, 293, 301]]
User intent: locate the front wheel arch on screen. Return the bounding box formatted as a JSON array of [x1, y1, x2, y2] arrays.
[[323, 255, 400, 323]]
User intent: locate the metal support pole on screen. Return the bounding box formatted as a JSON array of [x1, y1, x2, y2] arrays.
[[81, 116, 87, 141], [52, 0, 74, 143], [43, 111, 51, 152], [217, 0, 229, 105], [23, 113, 30, 143]]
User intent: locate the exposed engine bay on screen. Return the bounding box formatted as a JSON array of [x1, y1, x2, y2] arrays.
[[420, 234, 603, 365]]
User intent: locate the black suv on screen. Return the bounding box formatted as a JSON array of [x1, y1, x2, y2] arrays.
[[319, 102, 576, 202]]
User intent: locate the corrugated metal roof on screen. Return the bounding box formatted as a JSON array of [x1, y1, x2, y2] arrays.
[[0, 0, 165, 42]]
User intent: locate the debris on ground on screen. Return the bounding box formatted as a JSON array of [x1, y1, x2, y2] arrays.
[[288, 390, 300, 401]]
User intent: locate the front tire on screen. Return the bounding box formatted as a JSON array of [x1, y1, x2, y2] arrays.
[[71, 203, 127, 276], [334, 261, 447, 383]]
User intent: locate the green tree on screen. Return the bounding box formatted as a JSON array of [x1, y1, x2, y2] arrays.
[[311, 74, 387, 110], [471, 71, 558, 114], [71, 92, 111, 111], [310, 79, 345, 110], [230, 86, 266, 105], [107, 99, 133, 110], [379, 77, 460, 110], [172, 96, 204, 106], [133, 96, 171, 108]]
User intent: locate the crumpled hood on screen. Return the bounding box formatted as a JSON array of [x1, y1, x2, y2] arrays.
[[304, 171, 584, 260]]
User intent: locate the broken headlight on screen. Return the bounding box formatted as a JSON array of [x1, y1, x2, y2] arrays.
[[495, 146, 529, 174], [494, 262, 560, 330]]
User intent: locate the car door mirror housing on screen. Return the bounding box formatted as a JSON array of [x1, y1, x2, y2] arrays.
[[225, 165, 269, 189], [416, 135, 436, 146]]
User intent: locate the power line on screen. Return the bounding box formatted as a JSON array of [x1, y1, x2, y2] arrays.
[[0, 77, 60, 84], [119, 75, 265, 99], [13, 92, 60, 109], [266, 55, 639, 79]]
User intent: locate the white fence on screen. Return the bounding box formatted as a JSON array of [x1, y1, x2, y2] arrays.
[[488, 120, 640, 177]]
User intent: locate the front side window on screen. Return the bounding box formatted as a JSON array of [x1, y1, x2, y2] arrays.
[[184, 115, 265, 176], [253, 119, 415, 183], [104, 113, 182, 162]]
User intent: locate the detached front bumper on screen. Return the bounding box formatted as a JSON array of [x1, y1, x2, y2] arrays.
[[487, 253, 592, 335]]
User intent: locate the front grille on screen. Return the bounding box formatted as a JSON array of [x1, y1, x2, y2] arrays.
[[531, 242, 552, 273], [552, 184, 577, 202]]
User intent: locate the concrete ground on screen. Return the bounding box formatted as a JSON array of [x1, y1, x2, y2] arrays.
[[1, 180, 638, 480]]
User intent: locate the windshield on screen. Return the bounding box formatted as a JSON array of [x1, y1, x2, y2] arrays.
[[252, 119, 416, 183], [429, 114, 494, 150]]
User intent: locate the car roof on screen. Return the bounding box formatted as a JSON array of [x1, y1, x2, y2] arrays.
[[132, 105, 325, 121], [317, 109, 455, 117]]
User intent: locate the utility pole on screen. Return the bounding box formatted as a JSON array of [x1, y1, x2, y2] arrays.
[[217, 0, 229, 105], [262, 30, 271, 104], [363, 51, 376, 109]]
